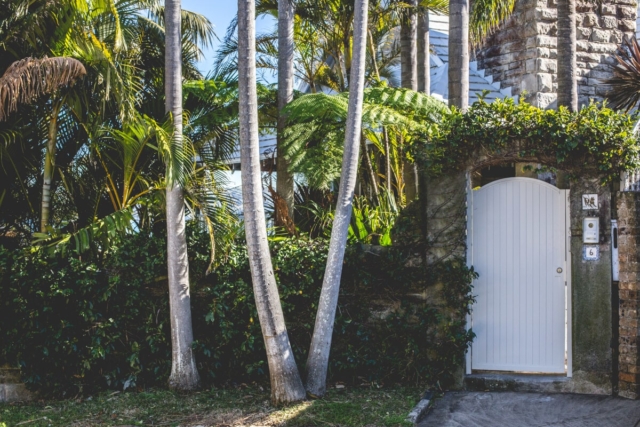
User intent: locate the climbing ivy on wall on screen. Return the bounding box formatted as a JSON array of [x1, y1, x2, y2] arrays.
[[414, 98, 640, 183]]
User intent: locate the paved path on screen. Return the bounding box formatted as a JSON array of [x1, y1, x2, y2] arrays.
[[418, 392, 640, 427]]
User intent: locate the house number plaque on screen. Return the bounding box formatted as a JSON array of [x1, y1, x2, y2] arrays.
[[583, 246, 600, 261]]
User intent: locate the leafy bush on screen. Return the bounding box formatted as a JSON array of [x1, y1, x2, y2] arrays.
[[0, 227, 475, 396], [415, 98, 640, 183]]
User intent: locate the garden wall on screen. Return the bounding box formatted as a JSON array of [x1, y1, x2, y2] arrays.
[[615, 192, 640, 399]]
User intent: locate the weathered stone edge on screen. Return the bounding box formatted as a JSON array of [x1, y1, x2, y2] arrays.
[[406, 395, 432, 424]]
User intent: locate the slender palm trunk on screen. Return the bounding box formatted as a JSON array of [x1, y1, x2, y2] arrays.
[[401, 0, 418, 202], [418, 11, 430, 95], [361, 132, 379, 203], [400, 0, 418, 91], [40, 100, 61, 232], [557, 0, 577, 111], [276, 0, 295, 227], [238, 0, 306, 405], [305, 0, 369, 398], [417, 10, 431, 265], [165, 0, 200, 391], [448, 0, 469, 110]]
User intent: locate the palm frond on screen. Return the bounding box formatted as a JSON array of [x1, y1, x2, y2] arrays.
[[470, 0, 516, 44], [32, 206, 135, 255], [0, 57, 86, 121], [419, 0, 449, 15], [606, 36, 640, 112]]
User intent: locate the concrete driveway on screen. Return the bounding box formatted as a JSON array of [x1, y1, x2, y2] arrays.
[[418, 392, 640, 427]]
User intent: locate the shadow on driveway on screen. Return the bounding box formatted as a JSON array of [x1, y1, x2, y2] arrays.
[[418, 392, 640, 427]]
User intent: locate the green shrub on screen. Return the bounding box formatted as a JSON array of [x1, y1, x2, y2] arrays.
[[0, 227, 475, 395]]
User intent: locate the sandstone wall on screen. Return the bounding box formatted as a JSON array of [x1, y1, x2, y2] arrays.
[[615, 193, 640, 399], [475, 0, 637, 108]]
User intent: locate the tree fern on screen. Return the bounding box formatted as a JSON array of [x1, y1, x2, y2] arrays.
[[281, 87, 447, 189]]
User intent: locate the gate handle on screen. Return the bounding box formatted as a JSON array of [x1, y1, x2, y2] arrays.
[[557, 267, 563, 274]]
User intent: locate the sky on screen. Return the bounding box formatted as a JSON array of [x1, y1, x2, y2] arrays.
[[181, 0, 277, 76]]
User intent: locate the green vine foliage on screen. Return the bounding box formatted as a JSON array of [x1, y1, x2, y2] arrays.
[[0, 227, 475, 396], [414, 98, 640, 183]]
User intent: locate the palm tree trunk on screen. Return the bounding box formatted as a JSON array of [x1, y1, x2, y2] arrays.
[[418, 11, 430, 95], [557, 0, 577, 111], [401, 0, 418, 91], [361, 132, 379, 203], [238, 0, 306, 405], [40, 100, 61, 232], [401, 0, 418, 202], [305, 0, 369, 398], [276, 0, 295, 228], [383, 128, 392, 193], [165, 0, 200, 391], [448, 0, 469, 110]]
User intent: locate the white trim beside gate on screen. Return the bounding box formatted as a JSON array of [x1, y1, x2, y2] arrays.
[[465, 177, 572, 376]]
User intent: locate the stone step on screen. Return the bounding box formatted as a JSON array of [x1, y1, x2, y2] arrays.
[[465, 373, 571, 394]]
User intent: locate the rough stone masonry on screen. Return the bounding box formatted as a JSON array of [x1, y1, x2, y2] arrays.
[[615, 193, 640, 399], [475, 0, 637, 108]]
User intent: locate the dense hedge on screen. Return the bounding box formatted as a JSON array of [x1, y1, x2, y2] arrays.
[[415, 99, 640, 182], [0, 228, 474, 396]]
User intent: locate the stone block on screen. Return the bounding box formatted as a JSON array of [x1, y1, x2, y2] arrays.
[[610, 29, 624, 44], [589, 42, 618, 54], [620, 372, 640, 383], [535, 35, 557, 48], [618, 6, 636, 19], [579, 85, 596, 95], [578, 27, 593, 40], [535, 92, 557, 108], [590, 29, 611, 43], [536, 8, 557, 21], [619, 19, 636, 32], [0, 383, 31, 403], [577, 52, 602, 63], [577, 40, 591, 52], [588, 69, 615, 80], [537, 58, 557, 73], [600, 4, 616, 15], [600, 16, 619, 29], [582, 13, 600, 27]]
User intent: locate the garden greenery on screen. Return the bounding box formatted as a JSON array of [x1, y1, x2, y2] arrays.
[[0, 226, 475, 396], [415, 98, 640, 182]]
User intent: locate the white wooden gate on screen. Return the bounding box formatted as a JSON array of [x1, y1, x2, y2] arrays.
[[467, 177, 570, 374]]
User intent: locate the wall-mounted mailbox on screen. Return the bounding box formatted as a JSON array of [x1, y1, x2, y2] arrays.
[[583, 217, 599, 243]]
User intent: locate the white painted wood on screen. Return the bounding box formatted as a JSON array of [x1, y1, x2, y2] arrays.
[[469, 178, 568, 373]]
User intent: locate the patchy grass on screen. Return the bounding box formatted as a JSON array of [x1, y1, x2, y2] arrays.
[[0, 386, 419, 426]]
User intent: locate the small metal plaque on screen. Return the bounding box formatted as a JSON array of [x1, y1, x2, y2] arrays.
[[582, 194, 598, 210], [583, 245, 600, 261]]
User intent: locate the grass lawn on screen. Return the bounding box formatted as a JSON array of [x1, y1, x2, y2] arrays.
[[0, 386, 419, 426]]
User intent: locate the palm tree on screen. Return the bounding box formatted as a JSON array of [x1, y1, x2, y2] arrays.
[[276, 0, 296, 229], [164, 0, 200, 391], [556, 0, 577, 111], [237, 0, 306, 405], [0, 56, 86, 232], [304, 0, 370, 398]]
